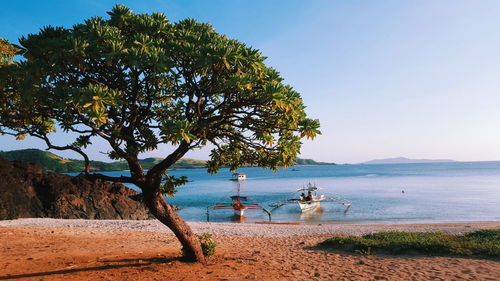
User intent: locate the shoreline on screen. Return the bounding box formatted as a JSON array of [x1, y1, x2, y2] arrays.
[[1, 218, 498, 237]]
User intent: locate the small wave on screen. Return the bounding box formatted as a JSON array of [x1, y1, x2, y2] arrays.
[[362, 174, 377, 177]]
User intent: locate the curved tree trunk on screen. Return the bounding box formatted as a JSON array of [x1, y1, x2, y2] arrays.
[[82, 154, 90, 174], [142, 187, 206, 263]]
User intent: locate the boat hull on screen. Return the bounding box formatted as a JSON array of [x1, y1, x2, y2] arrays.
[[298, 201, 320, 212], [234, 208, 246, 216]]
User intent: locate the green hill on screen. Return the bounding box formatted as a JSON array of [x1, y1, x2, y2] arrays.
[[134, 157, 206, 169], [0, 149, 206, 173], [294, 158, 333, 165], [0, 149, 125, 172], [0, 149, 332, 173]]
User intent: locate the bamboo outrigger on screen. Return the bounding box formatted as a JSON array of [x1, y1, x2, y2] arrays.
[[269, 182, 352, 213], [210, 184, 272, 221]]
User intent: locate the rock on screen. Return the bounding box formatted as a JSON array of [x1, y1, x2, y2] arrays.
[[0, 157, 153, 220]]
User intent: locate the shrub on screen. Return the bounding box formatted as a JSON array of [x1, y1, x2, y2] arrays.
[[199, 233, 217, 257], [320, 230, 500, 258]]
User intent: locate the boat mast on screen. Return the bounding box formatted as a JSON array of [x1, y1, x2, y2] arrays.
[[236, 183, 241, 199]]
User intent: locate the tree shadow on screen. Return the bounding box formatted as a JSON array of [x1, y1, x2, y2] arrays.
[[0, 256, 179, 280]]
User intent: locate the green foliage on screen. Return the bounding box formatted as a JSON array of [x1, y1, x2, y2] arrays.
[[160, 175, 188, 197], [465, 229, 500, 241], [320, 230, 500, 258], [198, 233, 216, 257], [0, 4, 319, 178], [0, 38, 18, 66]]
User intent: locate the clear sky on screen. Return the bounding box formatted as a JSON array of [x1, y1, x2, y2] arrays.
[[1, 0, 500, 163]]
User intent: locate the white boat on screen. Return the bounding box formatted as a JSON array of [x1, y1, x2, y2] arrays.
[[230, 172, 246, 181], [298, 200, 321, 212], [269, 183, 351, 213], [296, 183, 325, 212]]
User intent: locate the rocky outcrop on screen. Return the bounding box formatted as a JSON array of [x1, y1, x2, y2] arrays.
[[0, 157, 152, 220]]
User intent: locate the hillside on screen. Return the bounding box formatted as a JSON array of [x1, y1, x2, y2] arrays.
[[0, 149, 206, 173], [134, 157, 206, 169], [0, 149, 331, 173], [0, 149, 118, 173], [294, 158, 333, 165], [362, 157, 456, 165]]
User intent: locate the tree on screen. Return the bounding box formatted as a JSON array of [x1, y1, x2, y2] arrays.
[[0, 5, 320, 262]]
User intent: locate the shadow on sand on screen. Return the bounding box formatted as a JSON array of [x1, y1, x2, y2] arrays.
[[0, 256, 178, 280]]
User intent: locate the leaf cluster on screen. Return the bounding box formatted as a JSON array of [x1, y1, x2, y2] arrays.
[[159, 174, 188, 197], [0, 38, 19, 66]]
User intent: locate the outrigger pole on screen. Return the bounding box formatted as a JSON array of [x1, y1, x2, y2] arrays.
[[210, 184, 272, 221]]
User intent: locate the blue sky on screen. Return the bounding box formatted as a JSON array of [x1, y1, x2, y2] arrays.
[[1, 0, 500, 163]]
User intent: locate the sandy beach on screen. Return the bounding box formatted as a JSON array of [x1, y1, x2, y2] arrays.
[[0, 219, 499, 280]]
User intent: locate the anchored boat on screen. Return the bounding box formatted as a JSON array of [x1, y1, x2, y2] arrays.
[[211, 184, 271, 221], [297, 184, 325, 212], [269, 182, 351, 213], [230, 172, 247, 181]]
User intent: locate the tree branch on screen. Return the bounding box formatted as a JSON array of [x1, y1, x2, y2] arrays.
[[146, 140, 190, 186], [31, 132, 92, 174]]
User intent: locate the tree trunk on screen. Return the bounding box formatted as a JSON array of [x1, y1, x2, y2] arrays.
[[142, 187, 206, 263], [83, 156, 90, 174]]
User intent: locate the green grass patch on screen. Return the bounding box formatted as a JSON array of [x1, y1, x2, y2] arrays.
[[319, 230, 500, 258]]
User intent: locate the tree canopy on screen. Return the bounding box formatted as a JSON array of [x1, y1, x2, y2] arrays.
[[0, 5, 320, 262], [0, 5, 319, 177]]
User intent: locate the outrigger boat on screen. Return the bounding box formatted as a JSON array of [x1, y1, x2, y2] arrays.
[[212, 184, 271, 221], [269, 183, 352, 212], [230, 172, 247, 181]]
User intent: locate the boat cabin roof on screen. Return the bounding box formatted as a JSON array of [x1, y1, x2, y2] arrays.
[[296, 186, 320, 192]]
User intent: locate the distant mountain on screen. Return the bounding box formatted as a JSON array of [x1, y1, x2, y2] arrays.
[[0, 149, 330, 172], [362, 157, 457, 165]]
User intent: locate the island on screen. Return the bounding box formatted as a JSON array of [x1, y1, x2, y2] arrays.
[[362, 157, 457, 165]]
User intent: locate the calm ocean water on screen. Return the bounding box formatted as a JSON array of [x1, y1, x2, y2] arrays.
[[83, 162, 500, 224]]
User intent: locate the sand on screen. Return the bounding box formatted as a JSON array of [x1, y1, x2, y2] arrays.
[[0, 219, 499, 281]]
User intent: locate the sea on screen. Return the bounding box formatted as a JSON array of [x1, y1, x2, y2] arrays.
[[81, 162, 500, 224]]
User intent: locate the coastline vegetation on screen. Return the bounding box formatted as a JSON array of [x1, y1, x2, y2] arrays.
[[0, 149, 332, 173], [320, 230, 500, 258]]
